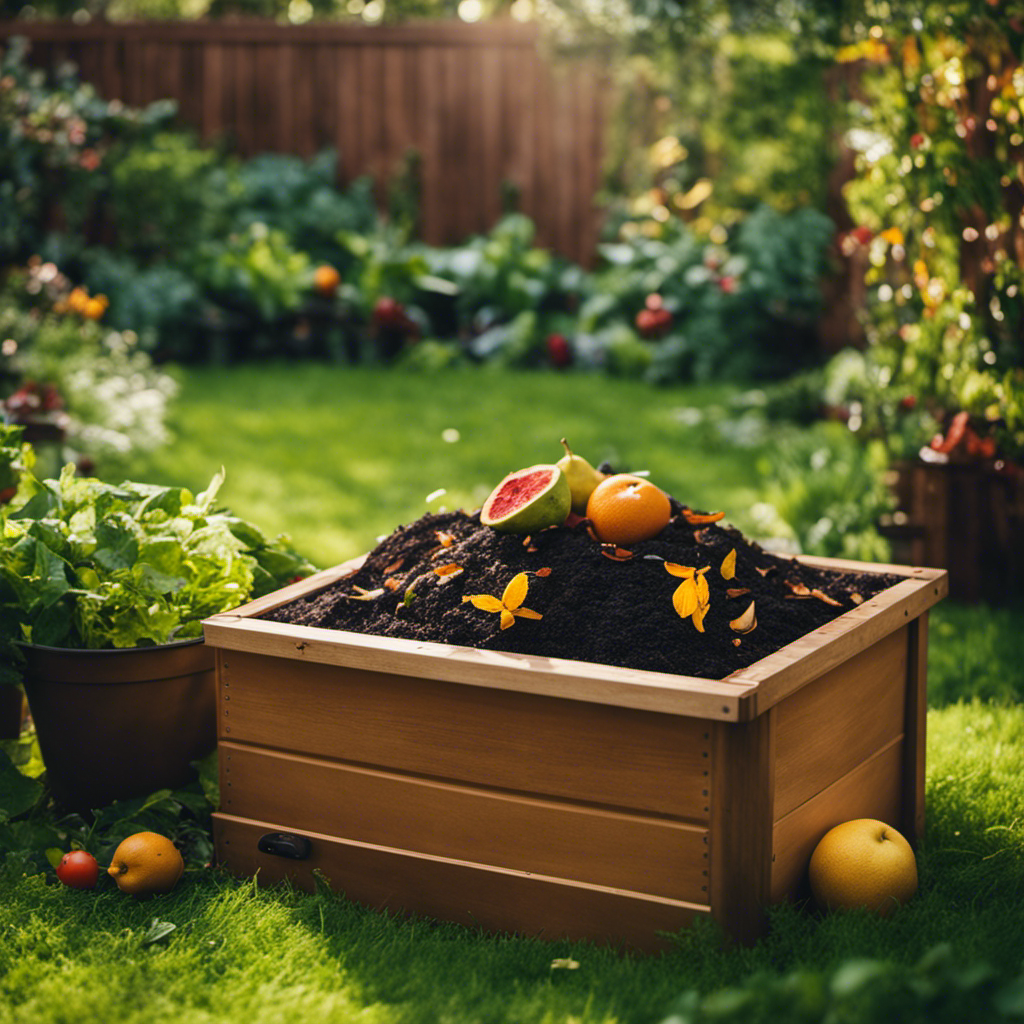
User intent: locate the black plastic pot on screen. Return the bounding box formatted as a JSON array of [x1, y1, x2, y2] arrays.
[[19, 639, 216, 811]]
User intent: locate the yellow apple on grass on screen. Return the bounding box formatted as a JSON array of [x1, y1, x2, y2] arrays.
[[808, 818, 918, 917]]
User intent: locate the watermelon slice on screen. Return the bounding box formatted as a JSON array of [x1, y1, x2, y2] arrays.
[[480, 464, 571, 534]]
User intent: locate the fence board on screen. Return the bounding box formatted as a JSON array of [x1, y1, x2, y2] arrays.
[[3, 19, 608, 264]]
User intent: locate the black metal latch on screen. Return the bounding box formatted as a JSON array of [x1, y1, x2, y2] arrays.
[[257, 831, 312, 860]]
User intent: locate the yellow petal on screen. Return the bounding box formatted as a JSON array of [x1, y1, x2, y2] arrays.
[[695, 572, 709, 607], [720, 548, 736, 580], [513, 607, 542, 620], [501, 572, 530, 610], [672, 579, 699, 619], [691, 603, 707, 632], [467, 595, 505, 613], [499, 609, 516, 630], [665, 562, 696, 579]]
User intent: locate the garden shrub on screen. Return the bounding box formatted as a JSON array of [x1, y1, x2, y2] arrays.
[[107, 130, 235, 263]]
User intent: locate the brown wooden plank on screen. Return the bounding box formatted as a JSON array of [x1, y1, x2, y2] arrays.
[[902, 612, 928, 843], [773, 626, 907, 819], [418, 44, 444, 245], [254, 43, 277, 153], [275, 41, 294, 153], [335, 43, 360, 184], [709, 711, 775, 944], [771, 738, 904, 902], [201, 42, 225, 143], [725, 574, 947, 711], [220, 741, 708, 901], [480, 45, 503, 229], [216, 648, 713, 820], [213, 812, 708, 951]]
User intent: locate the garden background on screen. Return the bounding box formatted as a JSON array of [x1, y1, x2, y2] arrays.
[[2, 1, 1024, 1022]]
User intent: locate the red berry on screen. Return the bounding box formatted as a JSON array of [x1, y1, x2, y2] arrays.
[[852, 226, 873, 246], [718, 275, 737, 294], [899, 395, 917, 411], [545, 333, 572, 368], [910, 133, 925, 149]]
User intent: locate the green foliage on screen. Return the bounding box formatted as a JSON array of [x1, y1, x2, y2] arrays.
[[108, 132, 234, 263], [0, 463, 315, 668], [755, 421, 895, 562], [840, 6, 1024, 461], [228, 151, 378, 264], [194, 224, 312, 323], [0, 37, 176, 263]]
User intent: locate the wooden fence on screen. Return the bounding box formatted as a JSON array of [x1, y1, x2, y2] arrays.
[[4, 20, 610, 264]]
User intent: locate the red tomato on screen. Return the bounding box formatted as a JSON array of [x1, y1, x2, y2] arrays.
[[56, 850, 99, 889]]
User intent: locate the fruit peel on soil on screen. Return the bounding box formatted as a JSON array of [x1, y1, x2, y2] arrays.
[[481, 464, 572, 535]]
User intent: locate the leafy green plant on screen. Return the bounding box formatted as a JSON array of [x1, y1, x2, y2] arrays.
[[194, 223, 312, 324], [107, 131, 235, 263], [754, 421, 895, 563], [0, 458, 315, 684]]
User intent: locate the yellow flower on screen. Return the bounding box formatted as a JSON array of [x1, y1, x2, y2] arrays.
[[462, 572, 542, 630]]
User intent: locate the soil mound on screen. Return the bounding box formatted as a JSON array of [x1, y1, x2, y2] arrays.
[[264, 501, 903, 681]]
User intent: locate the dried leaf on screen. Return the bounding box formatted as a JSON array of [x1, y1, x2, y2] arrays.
[[811, 588, 843, 607], [347, 586, 384, 601], [755, 565, 775, 577], [672, 578, 699, 619], [435, 531, 455, 548], [434, 563, 463, 578], [784, 580, 812, 597], [726, 587, 751, 598], [499, 609, 516, 630], [526, 546, 539, 553], [465, 594, 505, 613], [729, 601, 757, 634], [383, 557, 405, 575], [720, 548, 737, 580], [501, 572, 530, 610], [732, 637, 742, 647], [521, 535, 533, 547], [513, 607, 542, 620], [680, 507, 726, 525], [384, 577, 401, 591], [535, 567, 553, 577], [695, 572, 710, 607], [850, 592, 864, 605], [665, 562, 696, 579], [601, 545, 635, 561]]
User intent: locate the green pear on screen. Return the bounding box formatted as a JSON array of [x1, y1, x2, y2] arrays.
[[557, 438, 604, 515]]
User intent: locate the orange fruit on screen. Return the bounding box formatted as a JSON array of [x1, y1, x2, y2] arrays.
[[83, 297, 107, 320], [313, 264, 341, 297], [808, 818, 918, 917], [585, 473, 672, 546], [107, 831, 184, 896]]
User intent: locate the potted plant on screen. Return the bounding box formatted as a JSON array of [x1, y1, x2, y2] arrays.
[[0, 427, 315, 810]]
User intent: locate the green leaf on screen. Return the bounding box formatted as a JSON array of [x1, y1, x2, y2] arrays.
[[29, 599, 73, 647], [193, 749, 220, 808], [141, 919, 177, 946], [32, 541, 71, 610], [0, 748, 44, 822], [45, 847, 65, 869], [94, 517, 141, 571]]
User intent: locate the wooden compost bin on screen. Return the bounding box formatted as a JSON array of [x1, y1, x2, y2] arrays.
[[202, 555, 948, 950]]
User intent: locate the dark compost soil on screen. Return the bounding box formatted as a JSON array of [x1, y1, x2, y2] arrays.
[[263, 499, 905, 682]]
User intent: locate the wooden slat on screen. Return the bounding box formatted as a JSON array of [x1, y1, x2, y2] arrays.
[[725, 572, 947, 712], [771, 738, 904, 902], [709, 711, 775, 944], [201, 42, 225, 142], [213, 812, 709, 951], [217, 648, 713, 820], [220, 741, 709, 902], [902, 612, 928, 843], [773, 626, 907, 819]]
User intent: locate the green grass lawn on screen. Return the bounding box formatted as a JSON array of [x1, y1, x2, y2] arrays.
[[3, 363, 1023, 1023]]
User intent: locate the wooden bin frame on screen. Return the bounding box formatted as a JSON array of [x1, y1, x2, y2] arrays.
[[203, 554, 947, 949]]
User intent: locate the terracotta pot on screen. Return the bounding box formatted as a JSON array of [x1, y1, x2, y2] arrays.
[[19, 639, 216, 811]]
